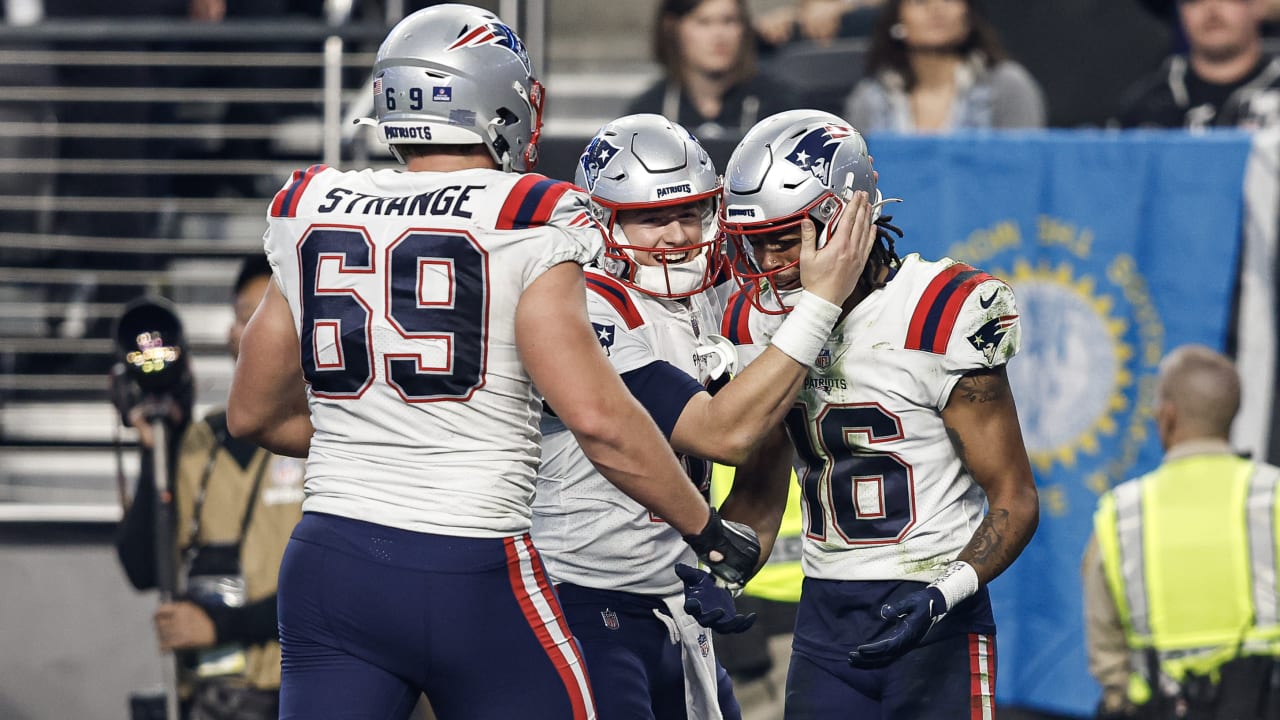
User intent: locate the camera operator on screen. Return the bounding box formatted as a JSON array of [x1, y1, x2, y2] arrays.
[[112, 254, 304, 720]]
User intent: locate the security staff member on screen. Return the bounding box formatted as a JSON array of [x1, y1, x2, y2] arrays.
[[712, 462, 804, 720], [115, 254, 304, 720], [1084, 344, 1280, 719]]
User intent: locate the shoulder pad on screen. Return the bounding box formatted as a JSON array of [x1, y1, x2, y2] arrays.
[[721, 286, 757, 345], [585, 272, 645, 329], [905, 262, 995, 354], [495, 173, 577, 230], [269, 164, 329, 218]]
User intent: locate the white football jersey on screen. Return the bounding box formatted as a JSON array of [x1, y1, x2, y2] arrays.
[[532, 268, 723, 595], [263, 164, 602, 537], [723, 254, 1022, 582]]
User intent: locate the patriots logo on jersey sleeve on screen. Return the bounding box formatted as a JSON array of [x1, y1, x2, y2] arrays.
[[785, 124, 851, 186], [592, 322, 616, 354], [580, 136, 621, 192], [968, 315, 1018, 365], [446, 21, 532, 74]]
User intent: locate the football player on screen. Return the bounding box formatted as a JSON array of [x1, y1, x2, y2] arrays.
[[718, 109, 1040, 719], [531, 113, 879, 719], [227, 8, 760, 720]]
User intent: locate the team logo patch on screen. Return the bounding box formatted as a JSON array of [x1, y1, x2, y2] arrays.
[[446, 21, 532, 74], [785, 123, 852, 186], [432, 86, 452, 102], [579, 136, 621, 192], [967, 314, 1018, 365], [601, 608, 620, 630], [592, 322, 616, 354]]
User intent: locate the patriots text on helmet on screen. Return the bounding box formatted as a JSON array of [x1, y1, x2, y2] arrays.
[[726, 207, 758, 218], [383, 125, 433, 141], [317, 184, 484, 218], [654, 182, 693, 199]]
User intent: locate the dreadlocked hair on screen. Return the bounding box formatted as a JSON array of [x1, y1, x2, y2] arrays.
[[865, 214, 904, 289]]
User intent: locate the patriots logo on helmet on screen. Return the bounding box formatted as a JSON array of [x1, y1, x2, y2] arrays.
[[446, 21, 532, 75], [784, 124, 852, 186], [967, 314, 1019, 365], [579, 136, 621, 192]]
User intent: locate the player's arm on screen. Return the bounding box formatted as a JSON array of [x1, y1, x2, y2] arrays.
[[717, 423, 795, 570], [226, 281, 313, 457], [518, 262, 759, 584], [849, 362, 1037, 668], [669, 191, 878, 465], [941, 364, 1039, 585]]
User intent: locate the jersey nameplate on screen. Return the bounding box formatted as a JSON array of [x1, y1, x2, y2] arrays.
[[317, 184, 486, 218]]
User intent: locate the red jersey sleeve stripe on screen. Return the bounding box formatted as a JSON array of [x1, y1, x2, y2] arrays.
[[271, 164, 327, 218], [905, 264, 991, 354], [722, 288, 755, 345], [496, 174, 573, 230], [585, 275, 645, 329], [269, 168, 304, 218]]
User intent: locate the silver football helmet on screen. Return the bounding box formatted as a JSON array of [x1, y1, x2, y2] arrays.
[[720, 109, 878, 313], [363, 4, 544, 171], [575, 114, 723, 298]]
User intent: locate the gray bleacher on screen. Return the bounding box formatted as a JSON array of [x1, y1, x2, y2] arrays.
[[0, 4, 875, 521]]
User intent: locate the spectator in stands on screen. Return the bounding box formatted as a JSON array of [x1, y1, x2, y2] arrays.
[[755, 0, 883, 48], [1115, 0, 1280, 129], [628, 0, 803, 140], [113, 254, 303, 720], [842, 0, 1046, 133], [1084, 345, 1280, 719]]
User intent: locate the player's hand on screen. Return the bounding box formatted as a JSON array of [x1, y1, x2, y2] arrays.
[[154, 600, 217, 651], [847, 586, 946, 668], [675, 563, 757, 634], [798, 190, 876, 307], [682, 507, 761, 590]]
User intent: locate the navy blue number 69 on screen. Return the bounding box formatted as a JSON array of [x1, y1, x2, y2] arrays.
[[298, 226, 487, 402]]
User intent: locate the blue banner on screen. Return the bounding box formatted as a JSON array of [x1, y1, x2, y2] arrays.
[[868, 130, 1252, 717]]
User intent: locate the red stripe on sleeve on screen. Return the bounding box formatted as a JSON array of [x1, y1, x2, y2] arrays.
[[284, 164, 327, 218], [906, 264, 968, 350], [731, 288, 756, 345], [931, 273, 994, 355], [585, 274, 645, 329], [496, 175, 543, 230], [529, 180, 573, 226], [269, 168, 304, 218]]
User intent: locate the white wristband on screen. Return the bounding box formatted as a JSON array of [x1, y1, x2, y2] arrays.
[[769, 290, 842, 367], [929, 560, 980, 611]]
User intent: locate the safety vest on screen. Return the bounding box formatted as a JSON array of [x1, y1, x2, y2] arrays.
[[710, 463, 804, 603], [1094, 453, 1280, 703]]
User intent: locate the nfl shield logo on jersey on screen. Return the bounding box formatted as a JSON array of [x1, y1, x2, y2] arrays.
[[697, 632, 710, 658], [815, 347, 833, 370], [601, 608, 620, 630]]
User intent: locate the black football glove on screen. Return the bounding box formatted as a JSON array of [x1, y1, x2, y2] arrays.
[[848, 586, 947, 668], [682, 507, 760, 590], [675, 562, 757, 634]]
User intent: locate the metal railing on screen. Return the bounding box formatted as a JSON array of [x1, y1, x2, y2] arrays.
[[0, 20, 389, 516]]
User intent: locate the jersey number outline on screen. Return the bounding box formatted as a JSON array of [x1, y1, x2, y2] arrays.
[[785, 402, 917, 545], [297, 225, 489, 402]]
